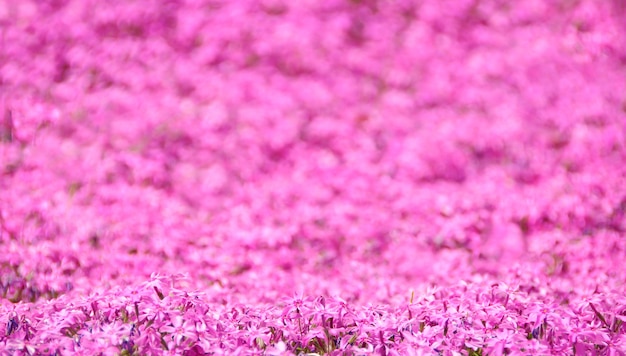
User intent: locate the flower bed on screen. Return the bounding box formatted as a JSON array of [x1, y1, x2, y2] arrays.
[[1, 0, 626, 354]]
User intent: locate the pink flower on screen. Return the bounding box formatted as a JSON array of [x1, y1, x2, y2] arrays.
[[161, 315, 197, 347]]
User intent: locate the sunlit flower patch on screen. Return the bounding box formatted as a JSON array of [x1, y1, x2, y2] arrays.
[[1, 0, 626, 354]]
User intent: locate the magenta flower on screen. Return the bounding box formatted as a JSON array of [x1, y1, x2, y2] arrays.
[[161, 315, 198, 347]]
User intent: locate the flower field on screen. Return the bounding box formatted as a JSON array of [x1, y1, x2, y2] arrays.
[[1, 0, 626, 354]]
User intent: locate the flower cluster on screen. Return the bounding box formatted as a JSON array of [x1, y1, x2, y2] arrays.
[[1, 0, 626, 354]]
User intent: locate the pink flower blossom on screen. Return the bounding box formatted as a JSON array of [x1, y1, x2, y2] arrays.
[[161, 315, 197, 348]]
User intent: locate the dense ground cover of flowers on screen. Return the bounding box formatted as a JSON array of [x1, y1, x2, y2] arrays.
[[1, 0, 626, 354]]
